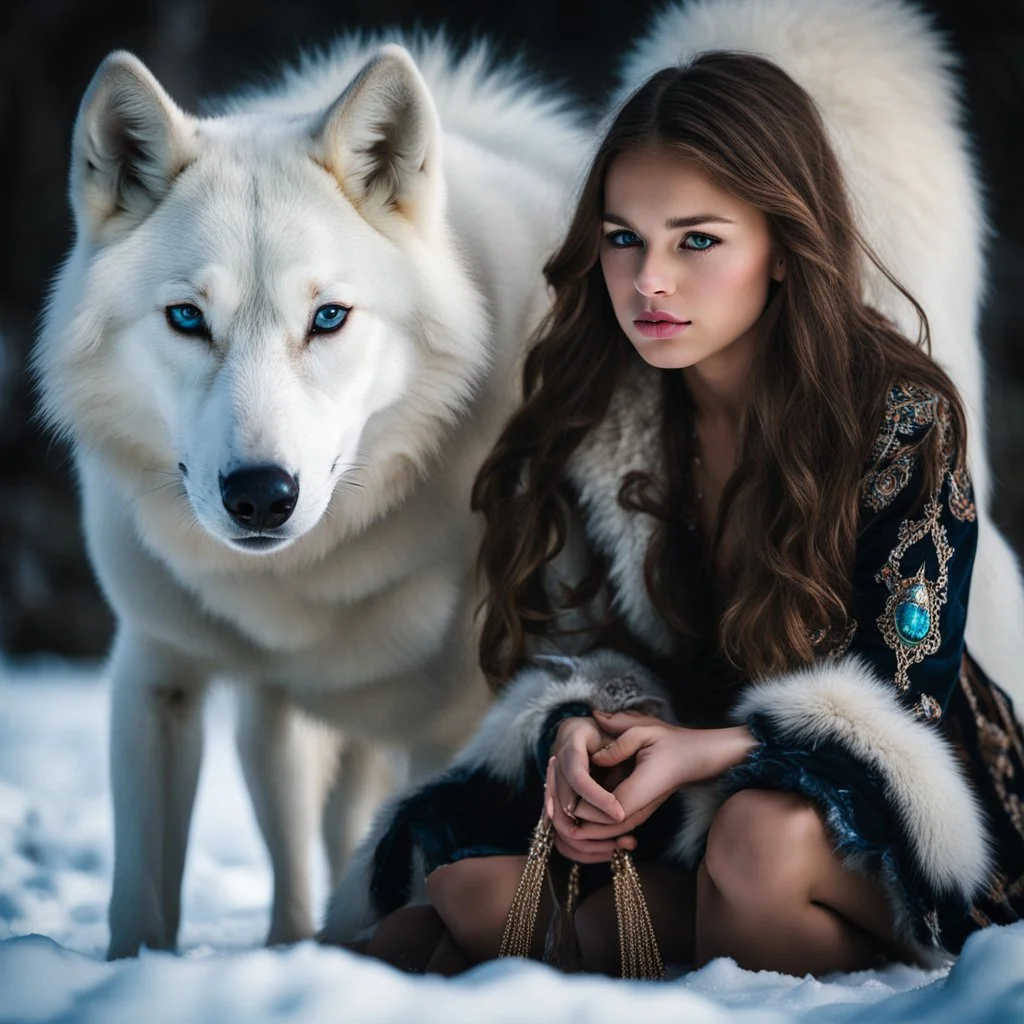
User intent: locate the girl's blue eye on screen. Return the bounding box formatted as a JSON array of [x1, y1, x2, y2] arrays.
[[605, 229, 642, 249], [311, 304, 350, 334], [166, 304, 208, 335], [684, 233, 717, 251]]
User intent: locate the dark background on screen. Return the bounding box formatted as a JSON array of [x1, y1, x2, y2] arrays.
[[1, 0, 1021, 659]]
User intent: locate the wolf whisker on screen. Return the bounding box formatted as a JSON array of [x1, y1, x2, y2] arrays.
[[128, 479, 186, 506]]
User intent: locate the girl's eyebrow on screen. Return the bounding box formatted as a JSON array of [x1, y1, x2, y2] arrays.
[[602, 213, 734, 229]]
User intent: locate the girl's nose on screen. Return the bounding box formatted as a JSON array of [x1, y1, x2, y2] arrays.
[[634, 251, 676, 297]]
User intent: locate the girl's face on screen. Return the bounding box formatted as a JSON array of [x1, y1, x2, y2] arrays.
[[600, 147, 784, 373]]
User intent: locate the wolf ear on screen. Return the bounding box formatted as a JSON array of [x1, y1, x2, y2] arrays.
[[71, 51, 194, 239], [313, 45, 444, 237]]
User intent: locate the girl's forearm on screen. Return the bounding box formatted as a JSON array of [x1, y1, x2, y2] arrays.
[[687, 724, 759, 781]]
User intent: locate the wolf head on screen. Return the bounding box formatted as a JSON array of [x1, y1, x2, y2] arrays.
[[36, 46, 488, 558]]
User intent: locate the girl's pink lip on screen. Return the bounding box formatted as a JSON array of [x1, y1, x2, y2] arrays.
[[633, 318, 691, 339], [635, 310, 687, 323]]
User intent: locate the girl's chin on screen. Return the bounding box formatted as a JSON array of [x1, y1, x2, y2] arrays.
[[629, 336, 704, 371]]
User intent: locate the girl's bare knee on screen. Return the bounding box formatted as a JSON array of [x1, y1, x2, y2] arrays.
[[425, 855, 527, 961], [426, 857, 515, 918], [704, 789, 825, 908]]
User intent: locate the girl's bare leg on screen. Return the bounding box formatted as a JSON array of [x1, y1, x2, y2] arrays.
[[367, 854, 561, 973], [365, 903, 470, 975], [695, 789, 905, 975], [427, 855, 553, 963], [573, 863, 697, 975]]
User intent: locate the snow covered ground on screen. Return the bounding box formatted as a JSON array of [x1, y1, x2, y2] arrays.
[[2, 660, 1022, 1023]]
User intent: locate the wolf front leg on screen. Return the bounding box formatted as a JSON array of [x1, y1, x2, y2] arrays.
[[235, 686, 338, 945], [106, 630, 207, 959]]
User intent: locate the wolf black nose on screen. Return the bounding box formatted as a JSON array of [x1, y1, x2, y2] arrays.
[[220, 466, 299, 530]]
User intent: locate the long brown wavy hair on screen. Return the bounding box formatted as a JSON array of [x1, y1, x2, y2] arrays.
[[472, 51, 967, 698]]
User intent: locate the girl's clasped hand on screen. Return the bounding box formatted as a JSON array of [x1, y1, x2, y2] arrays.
[[546, 711, 703, 863]]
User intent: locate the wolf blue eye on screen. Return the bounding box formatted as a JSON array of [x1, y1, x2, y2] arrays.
[[166, 304, 208, 335], [311, 304, 350, 334], [684, 233, 717, 251], [606, 229, 642, 248]]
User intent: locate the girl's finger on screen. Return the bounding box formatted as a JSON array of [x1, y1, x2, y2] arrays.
[[590, 728, 650, 767], [592, 710, 665, 735], [610, 773, 671, 821], [553, 760, 597, 842], [547, 755, 575, 829], [570, 816, 639, 841], [571, 798, 618, 825], [556, 833, 637, 860], [547, 757, 576, 837], [570, 796, 665, 841], [560, 746, 625, 822], [553, 835, 625, 863]]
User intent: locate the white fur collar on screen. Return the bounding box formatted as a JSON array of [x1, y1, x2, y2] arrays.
[[566, 357, 675, 655]]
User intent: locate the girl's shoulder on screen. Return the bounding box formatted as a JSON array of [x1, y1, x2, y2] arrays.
[[860, 379, 974, 521]]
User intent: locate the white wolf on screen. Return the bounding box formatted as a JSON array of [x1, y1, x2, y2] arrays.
[[35, 38, 587, 957]]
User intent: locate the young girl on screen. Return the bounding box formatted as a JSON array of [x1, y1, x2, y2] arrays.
[[327, 51, 1024, 977]]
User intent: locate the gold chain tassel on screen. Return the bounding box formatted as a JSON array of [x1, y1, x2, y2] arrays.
[[566, 861, 580, 915], [499, 810, 664, 981], [611, 849, 665, 980], [498, 810, 555, 959]]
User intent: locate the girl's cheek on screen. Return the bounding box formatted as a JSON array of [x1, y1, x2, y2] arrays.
[[713, 254, 772, 305], [600, 257, 630, 303]]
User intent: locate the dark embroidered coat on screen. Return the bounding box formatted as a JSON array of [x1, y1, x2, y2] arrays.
[[324, 367, 1024, 965]]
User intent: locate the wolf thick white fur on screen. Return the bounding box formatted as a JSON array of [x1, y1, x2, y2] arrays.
[[35, 39, 587, 957], [616, 0, 1024, 702]]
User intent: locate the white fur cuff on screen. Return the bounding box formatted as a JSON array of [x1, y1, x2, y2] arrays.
[[449, 649, 674, 783], [732, 657, 992, 904]]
